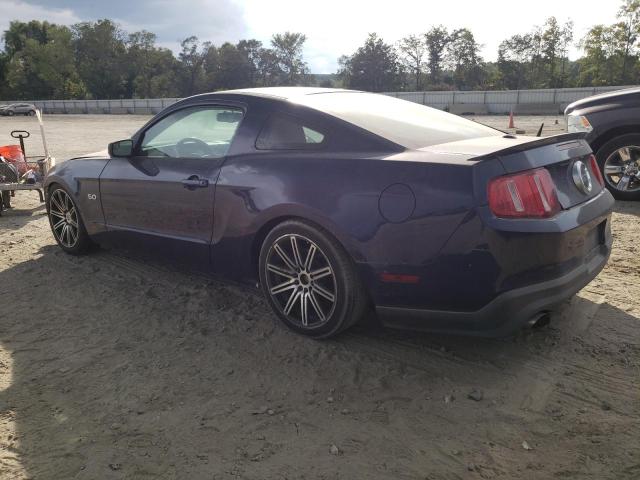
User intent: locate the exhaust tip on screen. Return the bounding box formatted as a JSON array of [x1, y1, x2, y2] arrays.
[[528, 311, 551, 329]]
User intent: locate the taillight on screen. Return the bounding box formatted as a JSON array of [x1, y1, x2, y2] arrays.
[[488, 168, 561, 218], [589, 154, 604, 188]]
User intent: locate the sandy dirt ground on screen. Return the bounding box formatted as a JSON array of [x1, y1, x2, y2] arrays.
[[0, 114, 639, 479]]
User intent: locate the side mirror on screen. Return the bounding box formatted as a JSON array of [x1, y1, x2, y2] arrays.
[[108, 139, 133, 157]]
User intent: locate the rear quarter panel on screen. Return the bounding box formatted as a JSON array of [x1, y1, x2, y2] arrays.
[[211, 150, 476, 288]]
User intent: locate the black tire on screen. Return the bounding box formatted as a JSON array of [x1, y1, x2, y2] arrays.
[[595, 133, 640, 200], [259, 219, 367, 339], [47, 185, 93, 255], [27, 110, 36, 116], [6, 110, 14, 117]]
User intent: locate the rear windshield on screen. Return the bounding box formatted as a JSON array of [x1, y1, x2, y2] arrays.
[[294, 92, 501, 149]]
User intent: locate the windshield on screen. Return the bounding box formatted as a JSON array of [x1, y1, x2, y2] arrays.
[[295, 92, 501, 149]]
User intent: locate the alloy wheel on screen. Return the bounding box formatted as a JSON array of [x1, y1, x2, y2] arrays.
[[603, 145, 640, 193], [264, 234, 337, 329], [49, 189, 79, 248]]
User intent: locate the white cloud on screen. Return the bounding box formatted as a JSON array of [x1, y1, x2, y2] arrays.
[[0, 0, 80, 39]]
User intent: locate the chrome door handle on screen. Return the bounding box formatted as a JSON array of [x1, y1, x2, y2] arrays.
[[182, 176, 209, 190]]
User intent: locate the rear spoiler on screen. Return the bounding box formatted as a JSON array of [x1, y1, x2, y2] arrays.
[[470, 132, 588, 162]]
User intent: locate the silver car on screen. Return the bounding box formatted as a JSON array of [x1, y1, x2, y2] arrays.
[[0, 103, 37, 116]]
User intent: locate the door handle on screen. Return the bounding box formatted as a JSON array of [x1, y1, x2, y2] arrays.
[[182, 176, 209, 190]]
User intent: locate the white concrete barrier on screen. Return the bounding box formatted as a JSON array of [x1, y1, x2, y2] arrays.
[[0, 86, 635, 115]]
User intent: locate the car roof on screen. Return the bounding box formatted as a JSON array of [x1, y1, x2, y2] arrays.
[[212, 87, 361, 100]]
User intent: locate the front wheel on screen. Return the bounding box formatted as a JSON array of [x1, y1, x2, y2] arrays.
[[47, 186, 92, 254], [596, 134, 640, 200], [259, 220, 367, 339]]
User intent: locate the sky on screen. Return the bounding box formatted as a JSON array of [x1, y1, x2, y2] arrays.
[[0, 0, 622, 73]]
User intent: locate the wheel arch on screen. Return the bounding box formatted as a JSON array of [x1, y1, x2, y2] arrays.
[[45, 179, 69, 208], [250, 212, 365, 280], [592, 125, 640, 155]]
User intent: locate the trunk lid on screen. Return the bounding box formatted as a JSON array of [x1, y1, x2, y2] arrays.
[[490, 134, 599, 209], [453, 133, 599, 210]]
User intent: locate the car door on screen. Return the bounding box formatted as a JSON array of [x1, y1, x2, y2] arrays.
[[99, 103, 244, 267]]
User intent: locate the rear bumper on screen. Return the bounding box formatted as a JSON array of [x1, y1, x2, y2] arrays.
[[376, 240, 611, 337]]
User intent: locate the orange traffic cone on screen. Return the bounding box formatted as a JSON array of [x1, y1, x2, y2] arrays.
[[508, 111, 515, 129]]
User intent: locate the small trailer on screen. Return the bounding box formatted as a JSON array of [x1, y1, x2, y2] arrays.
[[0, 111, 55, 215]]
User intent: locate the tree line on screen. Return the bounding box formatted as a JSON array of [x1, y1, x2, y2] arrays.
[[342, 0, 640, 92], [0, 0, 638, 100], [0, 20, 309, 100]]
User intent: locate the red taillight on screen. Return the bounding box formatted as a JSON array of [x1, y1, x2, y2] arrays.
[[589, 154, 604, 188], [488, 168, 561, 218]]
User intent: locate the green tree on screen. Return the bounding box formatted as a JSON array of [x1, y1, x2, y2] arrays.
[[73, 19, 127, 98], [237, 39, 263, 86], [541, 17, 562, 87], [339, 33, 400, 92], [0, 52, 8, 98], [5, 23, 85, 99], [3, 20, 50, 58], [558, 21, 574, 87], [206, 42, 253, 90], [126, 31, 179, 98], [579, 25, 620, 85], [497, 17, 574, 89], [397, 34, 427, 90], [177, 36, 210, 95], [497, 34, 536, 89], [424, 26, 450, 86], [271, 32, 308, 85], [577, 1, 640, 85], [255, 47, 284, 86], [617, 0, 640, 82], [446, 28, 484, 89]]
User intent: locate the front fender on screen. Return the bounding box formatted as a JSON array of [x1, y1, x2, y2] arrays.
[[45, 158, 110, 235]]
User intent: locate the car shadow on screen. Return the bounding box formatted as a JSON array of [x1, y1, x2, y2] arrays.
[[0, 248, 638, 478]]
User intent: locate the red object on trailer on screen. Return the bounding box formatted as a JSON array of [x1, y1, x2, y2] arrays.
[[0, 144, 28, 175]]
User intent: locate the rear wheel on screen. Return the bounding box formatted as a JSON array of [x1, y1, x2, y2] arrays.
[[596, 134, 640, 200], [27, 110, 36, 116], [47, 186, 92, 254], [259, 220, 367, 338]]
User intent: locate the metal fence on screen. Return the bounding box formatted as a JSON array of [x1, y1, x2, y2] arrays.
[[0, 86, 635, 115], [385, 85, 635, 114], [0, 98, 181, 115]]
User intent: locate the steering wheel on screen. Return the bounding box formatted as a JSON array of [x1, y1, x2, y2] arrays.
[[177, 137, 212, 157]]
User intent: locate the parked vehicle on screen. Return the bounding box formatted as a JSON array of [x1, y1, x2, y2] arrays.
[[44, 88, 613, 338], [0, 103, 37, 116], [565, 87, 640, 200]]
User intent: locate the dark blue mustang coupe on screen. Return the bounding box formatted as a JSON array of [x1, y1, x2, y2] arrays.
[[45, 88, 613, 338]]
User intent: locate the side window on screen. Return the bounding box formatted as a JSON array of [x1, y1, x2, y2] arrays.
[[256, 113, 325, 150], [139, 106, 243, 158]]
